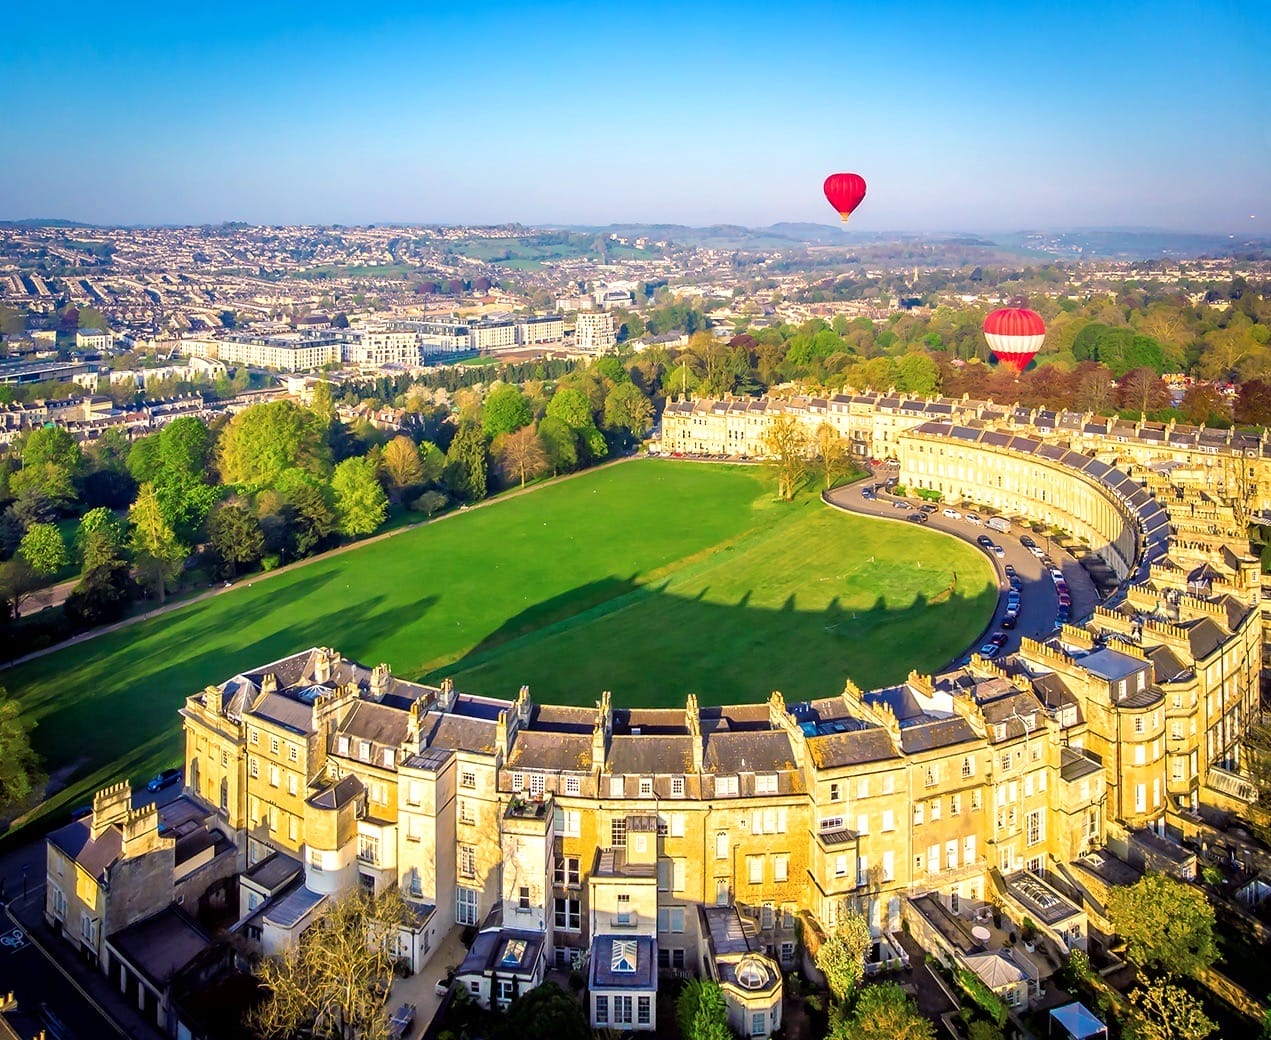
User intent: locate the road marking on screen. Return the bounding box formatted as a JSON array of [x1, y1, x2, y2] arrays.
[[1, 926, 27, 951]]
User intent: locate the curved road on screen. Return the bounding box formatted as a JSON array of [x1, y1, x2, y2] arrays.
[[825, 475, 1101, 665]]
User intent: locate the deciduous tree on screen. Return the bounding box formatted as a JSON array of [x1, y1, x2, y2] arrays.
[[76, 507, 128, 573], [495, 424, 548, 489], [677, 977, 731, 1040], [18, 522, 68, 577], [816, 912, 872, 1004], [832, 981, 934, 1040], [482, 384, 533, 439], [331, 457, 389, 537], [504, 981, 591, 1040], [538, 416, 578, 476], [603, 381, 654, 437], [0, 689, 44, 816], [129, 483, 187, 603], [762, 413, 810, 501], [1126, 979, 1215, 1040], [814, 422, 851, 491], [1106, 873, 1217, 977], [444, 422, 488, 503], [380, 436, 425, 499], [207, 504, 265, 577], [217, 401, 331, 491], [251, 887, 409, 1040]]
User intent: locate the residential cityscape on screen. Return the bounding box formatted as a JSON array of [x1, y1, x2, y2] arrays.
[[1, 3, 1269, 1040]]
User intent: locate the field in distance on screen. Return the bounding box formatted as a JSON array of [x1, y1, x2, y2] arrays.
[[6, 460, 995, 823]]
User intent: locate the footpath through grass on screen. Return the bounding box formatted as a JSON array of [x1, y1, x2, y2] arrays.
[[5, 461, 995, 827]]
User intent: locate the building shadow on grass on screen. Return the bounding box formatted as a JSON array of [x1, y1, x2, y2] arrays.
[[428, 574, 997, 707]]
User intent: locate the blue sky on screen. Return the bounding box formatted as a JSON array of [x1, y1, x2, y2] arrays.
[[2, 0, 1268, 231]]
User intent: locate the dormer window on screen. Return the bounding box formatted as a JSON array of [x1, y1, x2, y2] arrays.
[[716, 776, 739, 797], [512, 772, 525, 792], [609, 776, 624, 799], [755, 774, 778, 795]]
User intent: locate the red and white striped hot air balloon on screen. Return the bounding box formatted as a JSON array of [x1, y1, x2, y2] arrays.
[[983, 307, 1045, 375]]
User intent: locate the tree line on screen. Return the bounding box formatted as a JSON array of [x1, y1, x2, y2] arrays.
[[0, 355, 657, 657]]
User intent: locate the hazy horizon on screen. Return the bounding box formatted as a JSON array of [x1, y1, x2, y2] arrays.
[[3, 0, 1268, 232]]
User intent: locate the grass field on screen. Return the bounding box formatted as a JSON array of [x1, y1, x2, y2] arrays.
[[4, 461, 995, 826]]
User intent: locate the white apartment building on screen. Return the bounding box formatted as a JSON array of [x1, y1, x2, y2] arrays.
[[575, 311, 617, 354], [75, 328, 114, 352]]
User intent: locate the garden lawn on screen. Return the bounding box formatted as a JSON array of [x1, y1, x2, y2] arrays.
[[4, 460, 995, 828]]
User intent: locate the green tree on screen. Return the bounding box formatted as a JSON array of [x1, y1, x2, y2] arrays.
[[157, 416, 212, 476], [310, 379, 336, 426], [129, 483, 187, 603], [503, 981, 591, 1040], [285, 482, 337, 559], [677, 977, 731, 1040], [207, 504, 266, 578], [1126, 979, 1215, 1040], [331, 457, 389, 537], [126, 434, 164, 484], [217, 401, 331, 491], [22, 425, 83, 474], [816, 911, 872, 1004], [1106, 873, 1218, 977], [0, 689, 45, 815], [64, 559, 133, 628], [380, 436, 425, 499], [444, 423, 488, 503], [76, 507, 128, 573], [896, 352, 941, 395], [603, 381, 654, 437], [538, 415, 578, 476], [832, 982, 935, 1040], [0, 558, 40, 618], [482, 384, 533, 439], [18, 522, 68, 577], [417, 441, 446, 485], [545, 386, 594, 430]]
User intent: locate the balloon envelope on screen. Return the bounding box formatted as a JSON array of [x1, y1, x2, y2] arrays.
[[824, 173, 867, 222], [984, 307, 1045, 374]]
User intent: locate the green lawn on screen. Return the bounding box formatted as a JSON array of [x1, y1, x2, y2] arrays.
[[5, 461, 995, 827]]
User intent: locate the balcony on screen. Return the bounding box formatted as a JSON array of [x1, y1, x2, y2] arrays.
[[506, 793, 552, 820]]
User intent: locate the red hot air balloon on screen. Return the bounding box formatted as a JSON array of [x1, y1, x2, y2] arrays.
[[984, 308, 1046, 374], [823, 173, 867, 222]]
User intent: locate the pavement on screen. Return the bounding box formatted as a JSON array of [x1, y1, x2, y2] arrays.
[[824, 473, 1102, 665], [385, 925, 470, 1038]]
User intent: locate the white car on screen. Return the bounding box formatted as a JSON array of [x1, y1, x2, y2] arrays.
[[1050, 568, 1065, 583], [964, 513, 983, 525], [992, 545, 1006, 558], [942, 508, 962, 519]]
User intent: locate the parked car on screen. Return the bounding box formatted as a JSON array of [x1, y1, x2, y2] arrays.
[[1020, 535, 1036, 550], [989, 631, 1008, 647], [991, 544, 1005, 558], [862, 488, 875, 500], [892, 500, 911, 510], [907, 512, 929, 523], [1057, 593, 1072, 608], [1050, 568, 1065, 583], [964, 513, 983, 525], [146, 768, 182, 793], [919, 503, 938, 513], [1004, 564, 1017, 578], [978, 643, 1002, 659], [976, 535, 994, 548], [1006, 593, 1021, 611], [942, 508, 962, 519], [1056, 609, 1070, 626], [1002, 611, 1019, 630]]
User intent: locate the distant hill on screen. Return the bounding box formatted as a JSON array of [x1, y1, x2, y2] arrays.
[[558, 222, 1270, 261], [0, 218, 97, 228]]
